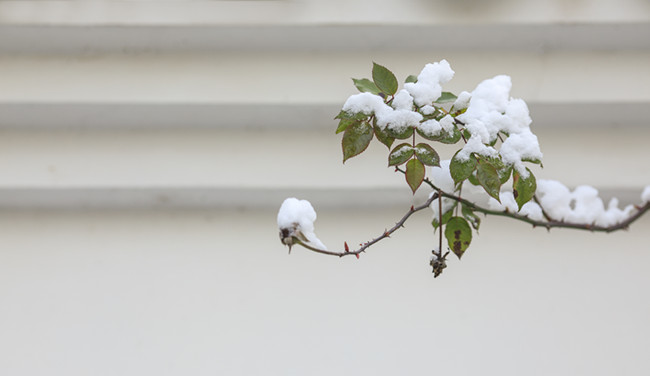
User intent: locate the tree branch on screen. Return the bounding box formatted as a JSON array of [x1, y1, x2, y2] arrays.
[[303, 169, 648, 258], [313, 192, 440, 258], [392, 166, 649, 233]]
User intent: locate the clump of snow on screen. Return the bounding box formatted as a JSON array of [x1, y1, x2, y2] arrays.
[[487, 191, 544, 221], [421, 105, 436, 115], [456, 75, 542, 175], [536, 180, 635, 226], [277, 198, 327, 251], [417, 119, 442, 138], [499, 130, 541, 178], [341, 91, 422, 134], [341, 92, 389, 116], [456, 135, 497, 161], [453, 91, 471, 110], [520, 202, 544, 221], [642, 186, 650, 203], [535, 180, 572, 221], [488, 191, 517, 212], [377, 109, 423, 134], [404, 60, 455, 107], [341, 61, 543, 177], [392, 89, 414, 110], [439, 114, 455, 135]]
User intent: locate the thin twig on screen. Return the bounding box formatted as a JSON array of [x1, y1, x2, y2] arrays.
[[318, 192, 440, 258], [533, 194, 553, 222], [438, 188, 443, 254], [307, 169, 648, 258]]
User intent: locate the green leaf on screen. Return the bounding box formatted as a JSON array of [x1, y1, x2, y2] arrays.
[[386, 124, 414, 140], [388, 143, 414, 166], [522, 156, 543, 166], [373, 122, 394, 149], [342, 121, 373, 163], [416, 126, 461, 144], [335, 110, 369, 121], [476, 160, 502, 201], [405, 75, 418, 84], [372, 62, 398, 96], [461, 205, 481, 231], [336, 118, 357, 134], [445, 217, 472, 259], [498, 165, 513, 185], [513, 168, 537, 210], [414, 143, 440, 167], [405, 158, 425, 193], [432, 204, 456, 231], [467, 172, 480, 186], [435, 92, 458, 104], [352, 78, 381, 95], [449, 151, 477, 185], [484, 157, 512, 184]]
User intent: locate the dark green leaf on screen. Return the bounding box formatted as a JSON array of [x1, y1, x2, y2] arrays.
[[405, 158, 425, 193], [476, 160, 502, 202], [436, 128, 462, 144], [484, 157, 512, 184], [435, 92, 458, 104], [388, 143, 414, 166], [445, 217, 472, 259], [461, 205, 481, 231], [372, 62, 398, 96], [467, 172, 480, 186], [513, 168, 537, 210], [352, 78, 381, 95], [449, 151, 477, 185], [432, 204, 456, 231], [335, 110, 369, 121], [342, 121, 373, 163], [522, 156, 542, 165], [416, 127, 461, 144], [498, 165, 513, 185], [386, 124, 414, 139], [373, 122, 394, 149], [336, 118, 357, 134], [405, 75, 418, 84], [414, 143, 440, 167]]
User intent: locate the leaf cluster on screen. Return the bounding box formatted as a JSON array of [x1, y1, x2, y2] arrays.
[[336, 62, 541, 271]]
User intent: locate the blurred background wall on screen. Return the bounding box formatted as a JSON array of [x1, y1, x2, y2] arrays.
[[0, 1, 649, 375]]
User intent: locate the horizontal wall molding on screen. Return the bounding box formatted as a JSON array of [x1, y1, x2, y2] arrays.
[[1, 23, 649, 54], [0, 186, 642, 210], [0, 102, 647, 129]]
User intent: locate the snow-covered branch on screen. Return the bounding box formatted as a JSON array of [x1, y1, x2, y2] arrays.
[[277, 59, 649, 277]]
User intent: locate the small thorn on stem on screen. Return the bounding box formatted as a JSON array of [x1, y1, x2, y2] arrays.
[[410, 205, 414, 211], [355, 254, 360, 259], [344, 241, 349, 252]]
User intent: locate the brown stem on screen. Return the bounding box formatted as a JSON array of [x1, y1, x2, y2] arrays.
[[319, 192, 440, 257], [307, 169, 648, 257], [438, 189, 443, 254], [394, 166, 650, 233]]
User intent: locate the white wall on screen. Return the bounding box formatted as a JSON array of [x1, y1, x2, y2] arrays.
[[0, 1, 649, 375], [1, 209, 649, 375]]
